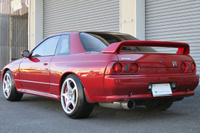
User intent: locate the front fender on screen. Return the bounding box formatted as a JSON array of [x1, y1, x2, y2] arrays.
[[1, 58, 24, 86]]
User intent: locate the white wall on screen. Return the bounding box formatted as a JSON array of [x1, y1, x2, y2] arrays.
[[28, 0, 43, 51], [120, 0, 145, 40]]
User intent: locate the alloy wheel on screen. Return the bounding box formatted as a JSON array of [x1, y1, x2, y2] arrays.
[[61, 78, 78, 114], [3, 73, 12, 98]]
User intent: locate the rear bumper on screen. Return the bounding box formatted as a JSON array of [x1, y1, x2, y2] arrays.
[[101, 74, 199, 102]]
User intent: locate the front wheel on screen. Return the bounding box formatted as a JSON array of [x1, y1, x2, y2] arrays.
[[60, 74, 94, 119], [2, 70, 23, 101]]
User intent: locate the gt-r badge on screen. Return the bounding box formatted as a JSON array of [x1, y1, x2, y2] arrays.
[[172, 61, 177, 67]]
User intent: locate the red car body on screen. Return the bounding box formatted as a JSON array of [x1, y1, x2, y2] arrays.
[[1, 32, 199, 118]]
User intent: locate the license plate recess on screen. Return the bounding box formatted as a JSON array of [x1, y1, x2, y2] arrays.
[[152, 83, 172, 97]]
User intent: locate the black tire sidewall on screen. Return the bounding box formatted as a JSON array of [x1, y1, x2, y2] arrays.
[[61, 74, 92, 118]]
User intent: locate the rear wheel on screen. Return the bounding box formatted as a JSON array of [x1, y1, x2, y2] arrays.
[[2, 70, 23, 101], [145, 102, 173, 111], [60, 74, 94, 119]]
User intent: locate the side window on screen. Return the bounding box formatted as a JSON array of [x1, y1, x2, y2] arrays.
[[32, 36, 60, 57], [55, 34, 70, 55]]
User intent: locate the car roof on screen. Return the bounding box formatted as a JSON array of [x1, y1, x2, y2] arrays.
[[46, 31, 130, 38]]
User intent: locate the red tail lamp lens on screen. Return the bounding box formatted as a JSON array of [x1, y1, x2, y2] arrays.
[[181, 62, 186, 72], [191, 62, 195, 72], [113, 63, 122, 73], [130, 63, 138, 73]]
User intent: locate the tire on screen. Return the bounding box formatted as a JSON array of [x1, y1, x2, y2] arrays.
[[145, 102, 173, 111], [60, 74, 94, 119], [2, 70, 23, 101]]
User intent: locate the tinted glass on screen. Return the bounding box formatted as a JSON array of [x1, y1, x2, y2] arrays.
[[80, 32, 156, 53], [56, 34, 70, 55], [32, 36, 60, 57], [120, 46, 157, 53], [79, 33, 107, 52]]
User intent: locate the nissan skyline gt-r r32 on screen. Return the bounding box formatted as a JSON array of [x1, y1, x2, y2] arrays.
[[1, 32, 199, 119]]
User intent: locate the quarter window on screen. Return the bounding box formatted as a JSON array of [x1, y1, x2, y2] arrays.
[[32, 36, 60, 57], [55, 34, 70, 55]]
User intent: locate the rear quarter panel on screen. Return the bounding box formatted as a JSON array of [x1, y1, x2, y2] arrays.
[[50, 53, 118, 102]]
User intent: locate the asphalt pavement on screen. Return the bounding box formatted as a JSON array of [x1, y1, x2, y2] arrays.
[[0, 81, 200, 133]]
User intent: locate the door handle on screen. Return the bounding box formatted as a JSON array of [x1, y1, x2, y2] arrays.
[[44, 62, 48, 65]]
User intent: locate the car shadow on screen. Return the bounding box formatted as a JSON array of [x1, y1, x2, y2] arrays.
[[15, 92, 198, 121], [88, 104, 188, 121], [19, 94, 62, 111]]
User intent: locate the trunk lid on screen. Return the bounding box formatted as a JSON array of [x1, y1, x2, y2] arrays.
[[117, 53, 192, 68]]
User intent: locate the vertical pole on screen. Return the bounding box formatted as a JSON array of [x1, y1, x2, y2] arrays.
[[9, 0, 12, 62]]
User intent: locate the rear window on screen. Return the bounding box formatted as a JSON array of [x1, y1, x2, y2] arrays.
[[80, 32, 172, 53], [80, 32, 140, 52], [120, 46, 179, 54], [121, 46, 156, 53], [79, 33, 107, 52]]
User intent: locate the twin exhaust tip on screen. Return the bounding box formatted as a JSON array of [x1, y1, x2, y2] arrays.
[[99, 99, 135, 110]]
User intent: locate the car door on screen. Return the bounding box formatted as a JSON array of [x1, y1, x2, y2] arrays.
[[19, 35, 61, 93]]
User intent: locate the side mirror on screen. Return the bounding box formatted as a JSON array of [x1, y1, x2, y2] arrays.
[[21, 50, 30, 58]]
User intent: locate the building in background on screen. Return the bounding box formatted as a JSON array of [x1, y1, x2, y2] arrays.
[[0, 0, 200, 83], [0, 0, 28, 69]]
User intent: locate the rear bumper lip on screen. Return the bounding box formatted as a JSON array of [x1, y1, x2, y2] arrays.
[[102, 91, 194, 102]]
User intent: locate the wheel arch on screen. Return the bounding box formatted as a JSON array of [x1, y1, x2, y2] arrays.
[[59, 72, 92, 103], [1, 68, 10, 81]]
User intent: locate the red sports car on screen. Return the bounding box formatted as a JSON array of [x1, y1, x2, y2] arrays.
[[1, 32, 199, 119]]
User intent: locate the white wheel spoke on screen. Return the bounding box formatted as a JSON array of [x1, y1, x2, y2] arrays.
[[3, 87, 7, 93], [6, 87, 9, 93], [3, 78, 7, 85], [61, 92, 68, 97], [72, 90, 76, 101], [7, 89, 10, 95], [65, 97, 69, 108], [72, 88, 76, 94], [8, 84, 11, 88], [67, 80, 73, 91], [71, 100, 76, 108], [3, 83, 6, 89], [66, 100, 72, 110], [61, 77, 78, 114]]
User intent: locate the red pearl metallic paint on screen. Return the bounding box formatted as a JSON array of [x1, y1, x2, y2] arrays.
[[19, 56, 52, 92], [1, 32, 199, 103]]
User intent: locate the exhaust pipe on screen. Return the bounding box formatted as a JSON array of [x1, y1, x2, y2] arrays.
[[99, 100, 135, 110]]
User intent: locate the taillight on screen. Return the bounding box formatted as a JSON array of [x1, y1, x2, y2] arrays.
[[113, 63, 122, 73], [130, 63, 138, 73], [106, 62, 140, 75], [180, 61, 196, 73], [180, 62, 186, 72], [191, 62, 196, 72]]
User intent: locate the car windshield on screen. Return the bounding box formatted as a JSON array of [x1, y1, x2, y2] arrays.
[[79, 32, 156, 53]]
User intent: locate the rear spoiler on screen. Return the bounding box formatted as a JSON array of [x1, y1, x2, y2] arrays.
[[101, 40, 190, 55]]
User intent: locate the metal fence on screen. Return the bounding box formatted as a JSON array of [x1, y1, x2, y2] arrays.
[[0, 0, 28, 69]]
